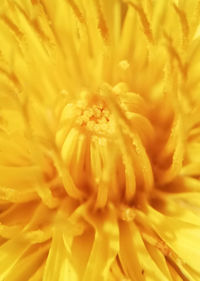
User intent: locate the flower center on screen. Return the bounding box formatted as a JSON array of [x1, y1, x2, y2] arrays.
[[55, 84, 154, 208], [76, 103, 114, 136]]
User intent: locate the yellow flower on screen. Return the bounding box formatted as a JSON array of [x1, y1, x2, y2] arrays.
[[1, 0, 200, 280]]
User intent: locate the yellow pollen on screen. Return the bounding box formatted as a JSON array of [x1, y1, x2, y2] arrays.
[[120, 207, 136, 222], [60, 89, 69, 96], [76, 103, 114, 135], [119, 60, 130, 70]]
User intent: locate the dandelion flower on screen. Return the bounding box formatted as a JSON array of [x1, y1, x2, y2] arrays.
[[1, 0, 200, 280]]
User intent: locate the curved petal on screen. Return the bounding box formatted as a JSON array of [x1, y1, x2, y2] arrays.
[[119, 220, 170, 281], [82, 205, 119, 281], [147, 206, 200, 280]]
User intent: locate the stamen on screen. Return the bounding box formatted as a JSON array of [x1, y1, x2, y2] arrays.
[[119, 60, 130, 70], [120, 206, 135, 222], [76, 103, 114, 136]]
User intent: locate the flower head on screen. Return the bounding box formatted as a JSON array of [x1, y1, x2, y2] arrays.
[[1, 0, 200, 280]]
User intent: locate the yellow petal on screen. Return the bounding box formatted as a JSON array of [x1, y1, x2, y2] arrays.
[[82, 206, 119, 281], [147, 206, 200, 278], [43, 229, 78, 281], [0, 235, 30, 281], [4, 244, 48, 281], [119, 221, 169, 281]]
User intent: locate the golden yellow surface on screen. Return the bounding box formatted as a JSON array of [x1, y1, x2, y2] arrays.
[[0, 0, 200, 280]]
